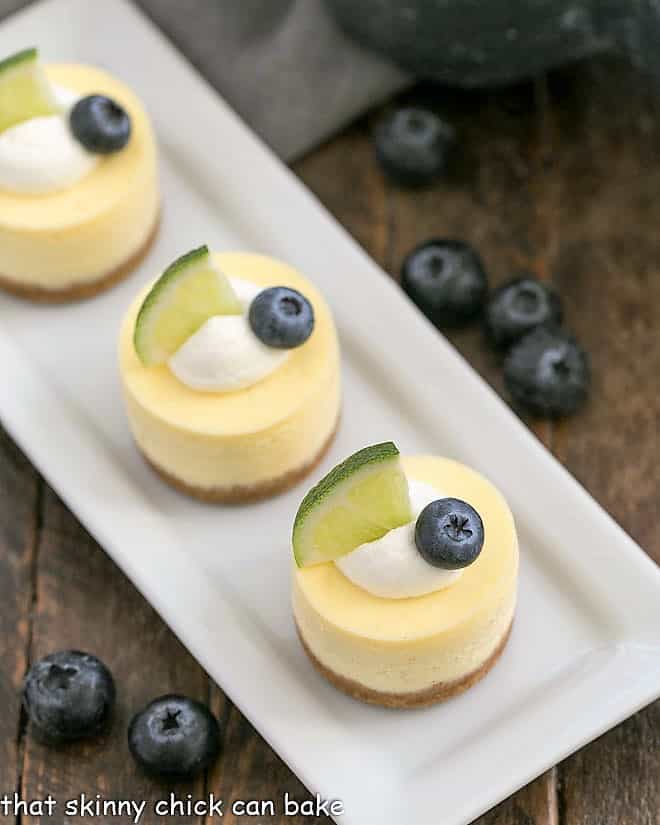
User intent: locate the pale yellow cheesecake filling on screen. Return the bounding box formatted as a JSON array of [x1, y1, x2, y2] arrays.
[[0, 64, 158, 289], [119, 253, 341, 490], [293, 456, 518, 695]]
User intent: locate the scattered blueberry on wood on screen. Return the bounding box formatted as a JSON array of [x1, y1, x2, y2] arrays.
[[22, 650, 115, 744], [128, 694, 221, 780], [484, 276, 563, 350], [503, 326, 590, 417], [398, 235, 590, 417], [401, 239, 488, 328], [373, 106, 455, 188]]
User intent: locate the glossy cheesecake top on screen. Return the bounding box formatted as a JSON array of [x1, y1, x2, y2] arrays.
[[119, 252, 340, 436], [294, 455, 519, 642]]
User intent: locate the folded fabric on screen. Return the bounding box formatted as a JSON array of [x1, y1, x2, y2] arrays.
[[0, 0, 408, 161]]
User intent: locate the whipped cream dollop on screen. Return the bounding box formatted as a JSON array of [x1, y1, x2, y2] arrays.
[[335, 479, 463, 599], [168, 278, 290, 392], [0, 86, 98, 195]]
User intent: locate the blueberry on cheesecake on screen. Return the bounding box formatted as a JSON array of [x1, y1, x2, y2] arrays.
[[0, 47, 159, 301], [292, 442, 518, 708], [119, 247, 340, 503]]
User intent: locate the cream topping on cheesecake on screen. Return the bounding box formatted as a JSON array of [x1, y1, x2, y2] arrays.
[[168, 277, 290, 393], [335, 478, 463, 599], [0, 86, 98, 194]]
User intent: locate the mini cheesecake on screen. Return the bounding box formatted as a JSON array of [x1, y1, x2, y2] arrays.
[[119, 250, 340, 503], [0, 55, 159, 301], [292, 448, 518, 708]]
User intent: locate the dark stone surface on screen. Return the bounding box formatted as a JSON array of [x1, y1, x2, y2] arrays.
[[325, 0, 660, 86]]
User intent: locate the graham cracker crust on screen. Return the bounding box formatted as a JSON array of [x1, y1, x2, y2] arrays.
[[139, 417, 339, 504], [0, 212, 160, 304], [296, 619, 513, 709]]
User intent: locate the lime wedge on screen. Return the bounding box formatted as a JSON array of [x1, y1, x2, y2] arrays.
[[293, 442, 413, 568], [0, 48, 59, 133], [134, 245, 243, 366]]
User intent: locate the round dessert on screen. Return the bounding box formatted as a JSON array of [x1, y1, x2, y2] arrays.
[[292, 443, 518, 708], [119, 247, 341, 503], [0, 49, 159, 301]]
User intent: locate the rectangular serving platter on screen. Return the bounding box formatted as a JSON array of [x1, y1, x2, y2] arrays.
[[1, 1, 659, 823]]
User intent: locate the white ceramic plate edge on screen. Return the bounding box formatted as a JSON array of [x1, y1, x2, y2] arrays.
[[0, 3, 659, 824]]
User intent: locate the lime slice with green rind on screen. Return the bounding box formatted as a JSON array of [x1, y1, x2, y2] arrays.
[[0, 48, 59, 133], [134, 245, 243, 366], [293, 442, 413, 568]]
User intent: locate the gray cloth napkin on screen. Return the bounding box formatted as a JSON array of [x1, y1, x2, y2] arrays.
[[0, 0, 408, 160]]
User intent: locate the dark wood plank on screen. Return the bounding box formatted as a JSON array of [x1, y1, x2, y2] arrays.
[[380, 80, 558, 825], [379, 79, 558, 430], [1, 49, 657, 825], [209, 693, 326, 825], [0, 429, 39, 799], [296, 118, 389, 268], [543, 56, 660, 825], [482, 768, 559, 825], [20, 487, 210, 825], [560, 706, 660, 825], [300, 63, 659, 825], [547, 57, 660, 563]]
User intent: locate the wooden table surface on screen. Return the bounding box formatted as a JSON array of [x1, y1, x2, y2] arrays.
[[1, 55, 659, 825]]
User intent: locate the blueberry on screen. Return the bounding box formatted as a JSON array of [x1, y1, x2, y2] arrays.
[[22, 650, 115, 744], [373, 106, 455, 187], [401, 239, 488, 328], [415, 498, 485, 570], [128, 695, 220, 780], [249, 286, 314, 349], [485, 277, 563, 349], [503, 326, 590, 417], [70, 95, 131, 154]]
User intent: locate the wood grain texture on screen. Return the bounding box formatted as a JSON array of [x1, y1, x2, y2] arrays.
[[560, 706, 660, 825], [20, 487, 210, 825], [0, 430, 38, 798], [208, 693, 323, 825], [548, 59, 660, 563], [0, 52, 659, 825], [546, 57, 660, 825]]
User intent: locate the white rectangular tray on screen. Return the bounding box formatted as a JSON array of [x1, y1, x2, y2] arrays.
[[1, 2, 659, 823]]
